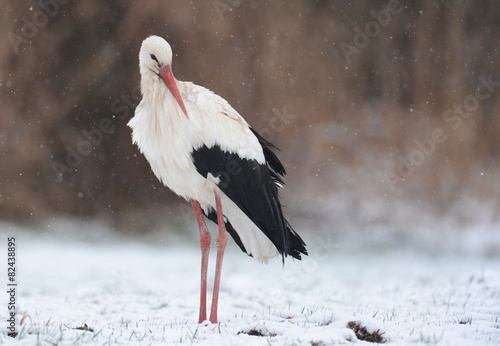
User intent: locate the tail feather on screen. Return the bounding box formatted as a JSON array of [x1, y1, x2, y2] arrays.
[[285, 220, 308, 260]]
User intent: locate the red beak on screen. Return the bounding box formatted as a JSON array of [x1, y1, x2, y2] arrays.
[[159, 65, 189, 119]]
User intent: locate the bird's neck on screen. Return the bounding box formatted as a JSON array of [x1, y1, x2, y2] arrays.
[[139, 71, 187, 132], [140, 70, 165, 99]]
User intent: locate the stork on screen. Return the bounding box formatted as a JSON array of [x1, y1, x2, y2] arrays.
[[128, 35, 307, 324]]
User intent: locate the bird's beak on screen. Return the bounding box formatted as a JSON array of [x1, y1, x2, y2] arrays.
[[159, 65, 189, 119]]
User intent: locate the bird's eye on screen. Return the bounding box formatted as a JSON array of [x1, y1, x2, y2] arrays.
[[150, 54, 158, 63]]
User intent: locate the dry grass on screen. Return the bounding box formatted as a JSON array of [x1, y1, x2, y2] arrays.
[[347, 321, 385, 343]]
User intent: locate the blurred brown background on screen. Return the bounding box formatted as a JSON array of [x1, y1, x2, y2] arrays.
[[0, 1, 499, 236]]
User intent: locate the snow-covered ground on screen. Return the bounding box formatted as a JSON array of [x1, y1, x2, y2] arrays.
[[0, 221, 499, 345]]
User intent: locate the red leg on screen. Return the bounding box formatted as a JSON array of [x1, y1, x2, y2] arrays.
[[209, 191, 228, 324], [191, 199, 211, 324]]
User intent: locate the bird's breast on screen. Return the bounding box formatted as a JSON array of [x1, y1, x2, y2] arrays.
[[129, 98, 209, 201]]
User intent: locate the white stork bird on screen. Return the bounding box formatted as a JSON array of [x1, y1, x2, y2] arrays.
[[128, 35, 307, 324]]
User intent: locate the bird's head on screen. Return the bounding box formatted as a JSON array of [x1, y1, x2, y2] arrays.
[[139, 35, 189, 119]]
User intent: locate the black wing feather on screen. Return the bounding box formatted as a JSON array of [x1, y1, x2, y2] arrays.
[[191, 129, 307, 260], [249, 128, 285, 185]]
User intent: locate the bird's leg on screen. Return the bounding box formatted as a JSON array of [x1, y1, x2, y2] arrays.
[[209, 191, 228, 324], [191, 199, 211, 324]]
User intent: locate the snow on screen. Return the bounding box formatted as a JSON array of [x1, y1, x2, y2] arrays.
[[0, 222, 499, 345]]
